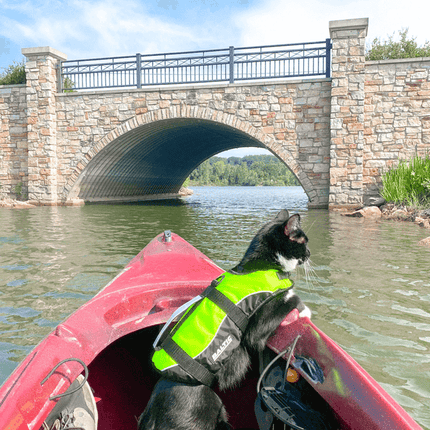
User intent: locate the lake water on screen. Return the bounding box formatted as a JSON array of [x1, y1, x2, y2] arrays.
[[0, 186, 429, 428]]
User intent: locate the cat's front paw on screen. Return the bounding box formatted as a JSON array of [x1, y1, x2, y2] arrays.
[[299, 305, 312, 319]]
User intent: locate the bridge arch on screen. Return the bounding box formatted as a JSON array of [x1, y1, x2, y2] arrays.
[[65, 108, 317, 203]]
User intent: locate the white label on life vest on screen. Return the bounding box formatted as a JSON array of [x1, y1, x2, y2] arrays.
[[212, 335, 233, 362]]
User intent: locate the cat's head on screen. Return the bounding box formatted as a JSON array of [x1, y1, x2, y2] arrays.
[[233, 209, 310, 274]]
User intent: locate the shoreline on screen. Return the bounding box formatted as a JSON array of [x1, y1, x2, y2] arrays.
[[380, 203, 430, 224], [340, 201, 430, 246]]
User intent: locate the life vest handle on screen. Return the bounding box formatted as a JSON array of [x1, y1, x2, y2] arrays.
[[153, 294, 203, 349]]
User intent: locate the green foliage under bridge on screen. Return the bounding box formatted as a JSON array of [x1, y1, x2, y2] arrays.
[[188, 155, 300, 187]]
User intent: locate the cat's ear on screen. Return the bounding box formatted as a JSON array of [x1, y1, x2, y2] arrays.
[[284, 214, 301, 236], [275, 209, 290, 222]]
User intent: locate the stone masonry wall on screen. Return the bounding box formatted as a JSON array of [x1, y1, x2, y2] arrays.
[[56, 80, 331, 206], [363, 58, 430, 196], [22, 47, 67, 204], [329, 18, 367, 208], [0, 85, 28, 199]]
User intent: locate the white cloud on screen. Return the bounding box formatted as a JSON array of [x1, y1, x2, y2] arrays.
[[233, 0, 430, 49], [1, 0, 222, 60]]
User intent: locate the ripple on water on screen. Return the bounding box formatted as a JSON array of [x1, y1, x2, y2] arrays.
[[6, 279, 28, 287], [1, 264, 32, 271], [0, 236, 25, 245], [0, 307, 41, 323], [391, 304, 430, 319], [369, 314, 430, 333], [332, 318, 427, 350]]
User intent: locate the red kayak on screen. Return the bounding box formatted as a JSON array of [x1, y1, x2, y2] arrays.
[[0, 232, 423, 430]]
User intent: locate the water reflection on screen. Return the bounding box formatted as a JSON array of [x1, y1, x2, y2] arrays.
[[0, 186, 429, 428]]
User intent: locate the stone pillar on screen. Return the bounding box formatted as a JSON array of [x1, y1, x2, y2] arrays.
[[22, 46, 67, 205], [329, 18, 368, 209]]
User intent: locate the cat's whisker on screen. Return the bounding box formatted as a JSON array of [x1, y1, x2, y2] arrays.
[[303, 269, 312, 293], [303, 218, 318, 236], [294, 264, 305, 286], [295, 261, 311, 293], [303, 260, 314, 288], [305, 262, 318, 284], [303, 264, 313, 292], [303, 259, 321, 291]]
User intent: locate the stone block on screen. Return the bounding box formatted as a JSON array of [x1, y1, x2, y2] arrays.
[[332, 87, 348, 96], [418, 236, 430, 246], [314, 163, 329, 173]]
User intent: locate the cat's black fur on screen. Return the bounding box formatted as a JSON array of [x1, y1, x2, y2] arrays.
[[138, 210, 310, 430]]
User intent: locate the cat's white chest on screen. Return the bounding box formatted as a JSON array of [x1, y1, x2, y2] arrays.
[[276, 254, 299, 272]]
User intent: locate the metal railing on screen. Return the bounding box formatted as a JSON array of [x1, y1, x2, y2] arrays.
[[60, 39, 332, 92]]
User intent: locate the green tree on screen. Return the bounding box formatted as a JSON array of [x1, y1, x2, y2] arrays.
[[188, 154, 300, 187], [190, 159, 212, 185], [0, 60, 26, 85], [366, 28, 430, 61], [212, 161, 226, 185]]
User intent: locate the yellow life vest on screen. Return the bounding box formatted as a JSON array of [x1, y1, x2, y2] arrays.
[[152, 270, 294, 386]]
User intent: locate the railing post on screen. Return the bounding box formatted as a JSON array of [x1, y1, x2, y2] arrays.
[[136, 53, 142, 88], [325, 38, 332, 78], [229, 46, 235, 83], [57, 62, 63, 93]]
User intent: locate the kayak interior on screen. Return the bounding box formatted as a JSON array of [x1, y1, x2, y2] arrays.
[[80, 323, 344, 430]]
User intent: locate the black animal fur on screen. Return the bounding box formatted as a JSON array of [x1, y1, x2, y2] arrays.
[[138, 210, 310, 430]]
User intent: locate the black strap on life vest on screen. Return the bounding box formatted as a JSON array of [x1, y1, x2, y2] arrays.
[[201, 286, 249, 333], [162, 337, 216, 387]]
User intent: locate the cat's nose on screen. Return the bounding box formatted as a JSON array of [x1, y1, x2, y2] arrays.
[[299, 250, 310, 264]]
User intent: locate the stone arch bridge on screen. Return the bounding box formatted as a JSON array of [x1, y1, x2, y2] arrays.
[[2, 18, 430, 209], [62, 88, 331, 207]]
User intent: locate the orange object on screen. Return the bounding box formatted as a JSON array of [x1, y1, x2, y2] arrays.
[[286, 368, 300, 383]]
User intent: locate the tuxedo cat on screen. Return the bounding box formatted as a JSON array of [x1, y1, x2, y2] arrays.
[[138, 210, 311, 430]]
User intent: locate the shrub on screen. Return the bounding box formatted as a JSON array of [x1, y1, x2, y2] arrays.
[[63, 77, 76, 92], [0, 60, 26, 85], [381, 154, 430, 207], [366, 28, 430, 61]]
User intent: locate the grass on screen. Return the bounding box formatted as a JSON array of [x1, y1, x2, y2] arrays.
[[381, 154, 430, 208]]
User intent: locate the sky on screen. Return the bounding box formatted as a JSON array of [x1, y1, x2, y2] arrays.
[[1, 0, 429, 157]]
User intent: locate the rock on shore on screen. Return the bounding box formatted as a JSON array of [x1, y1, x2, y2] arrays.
[[178, 187, 194, 197], [342, 200, 430, 246], [418, 236, 430, 246], [343, 201, 430, 224], [0, 198, 85, 208], [381, 203, 430, 227], [0, 199, 37, 209], [343, 206, 382, 218]]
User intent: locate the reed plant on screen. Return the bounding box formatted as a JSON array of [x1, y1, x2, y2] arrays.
[[381, 154, 430, 208]]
